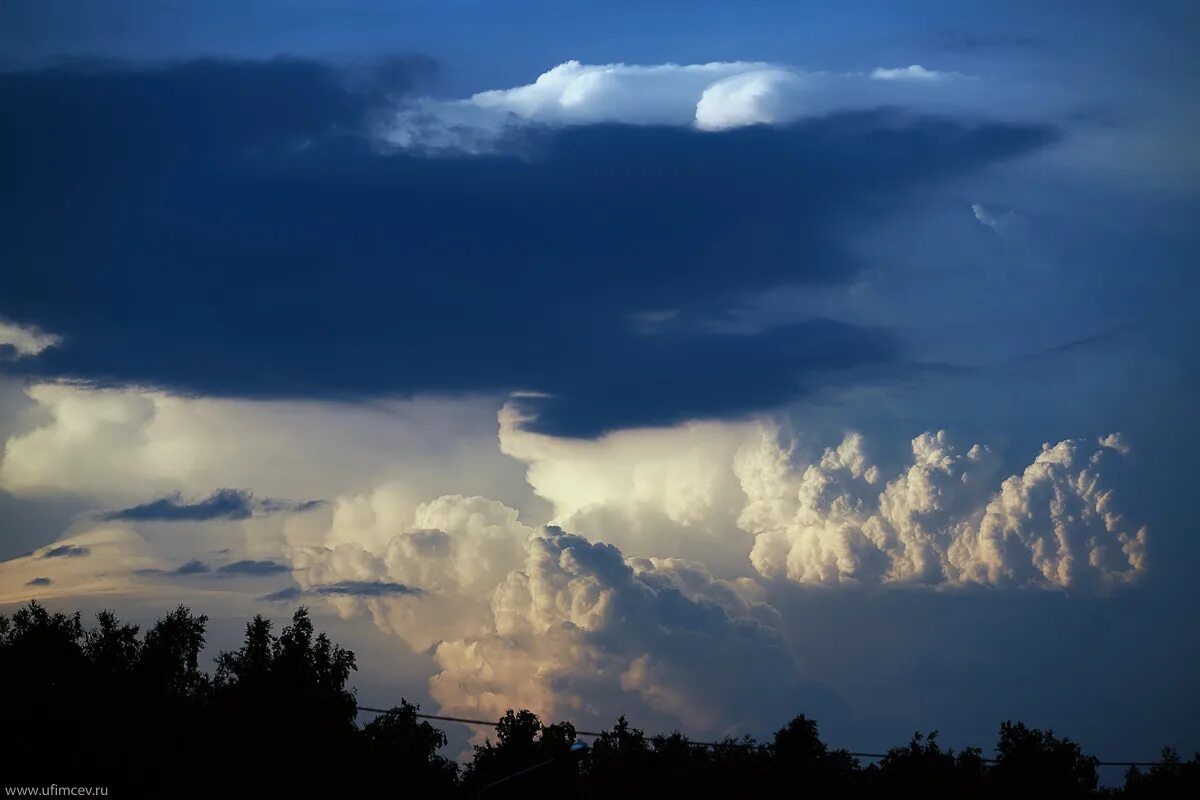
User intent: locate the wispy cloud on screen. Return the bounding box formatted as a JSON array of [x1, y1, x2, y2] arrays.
[[41, 545, 90, 559], [0, 318, 60, 359]]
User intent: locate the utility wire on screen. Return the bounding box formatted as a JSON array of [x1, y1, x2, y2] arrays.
[[354, 706, 1170, 768]]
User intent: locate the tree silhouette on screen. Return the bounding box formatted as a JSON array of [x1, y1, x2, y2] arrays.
[[864, 731, 987, 798], [210, 607, 358, 795], [84, 609, 141, 676], [1122, 748, 1200, 799], [1, 600, 1195, 798], [462, 709, 581, 798], [139, 605, 209, 701], [991, 721, 1099, 798], [584, 715, 654, 795], [764, 713, 857, 797], [362, 699, 460, 794]]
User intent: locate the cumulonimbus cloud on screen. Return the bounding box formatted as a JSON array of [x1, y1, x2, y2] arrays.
[[382, 59, 978, 153], [284, 493, 791, 731], [265, 421, 1146, 731], [430, 529, 792, 731], [0, 382, 1149, 731]]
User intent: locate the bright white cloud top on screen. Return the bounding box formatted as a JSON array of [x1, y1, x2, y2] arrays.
[[737, 430, 1146, 590], [382, 60, 984, 153]]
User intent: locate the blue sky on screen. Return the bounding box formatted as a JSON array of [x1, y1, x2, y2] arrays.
[[0, 0, 1197, 770]]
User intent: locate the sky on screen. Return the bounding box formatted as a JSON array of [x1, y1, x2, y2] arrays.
[[1, 0, 1198, 770]]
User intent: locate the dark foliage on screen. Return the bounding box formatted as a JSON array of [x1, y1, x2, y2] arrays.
[[1120, 748, 1200, 799], [1, 601, 1194, 798], [859, 730, 987, 798]]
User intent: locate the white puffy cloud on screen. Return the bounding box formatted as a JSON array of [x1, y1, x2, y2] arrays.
[[0, 318, 60, 358], [256, 419, 1148, 734], [0, 382, 530, 511], [471, 60, 760, 127], [498, 403, 759, 573], [0, 387, 1153, 745], [2, 389, 1148, 604], [693, 68, 805, 130], [269, 485, 794, 733], [1099, 431, 1131, 455], [946, 436, 1147, 590], [382, 60, 983, 153], [288, 492, 532, 652], [384, 61, 764, 152], [429, 529, 793, 732], [0, 384, 1150, 738], [497, 404, 752, 528], [736, 429, 1146, 590]]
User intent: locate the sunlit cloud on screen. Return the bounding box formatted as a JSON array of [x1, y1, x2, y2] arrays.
[[381, 59, 995, 153]]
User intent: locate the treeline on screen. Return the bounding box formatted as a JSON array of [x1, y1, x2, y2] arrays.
[[1, 601, 1195, 798]]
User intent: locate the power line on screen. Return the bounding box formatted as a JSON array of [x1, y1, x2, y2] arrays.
[[354, 706, 1170, 768], [356, 707, 610, 739]]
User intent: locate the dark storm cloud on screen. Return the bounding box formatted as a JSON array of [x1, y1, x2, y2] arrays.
[[25, 577, 52, 586], [134, 558, 290, 578], [132, 559, 215, 576], [133, 561, 213, 578], [313, 580, 422, 597], [0, 59, 1056, 436], [261, 580, 421, 602], [173, 559, 211, 575], [41, 545, 90, 559], [260, 498, 326, 514], [218, 560, 290, 576], [260, 586, 304, 602], [99, 488, 324, 522]]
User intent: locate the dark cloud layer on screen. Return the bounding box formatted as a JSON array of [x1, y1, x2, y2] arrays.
[[41, 545, 90, 559], [261, 581, 421, 602], [173, 559, 211, 575], [132, 563, 211, 577], [100, 488, 323, 522], [218, 560, 290, 576], [0, 59, 1055, 435]]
